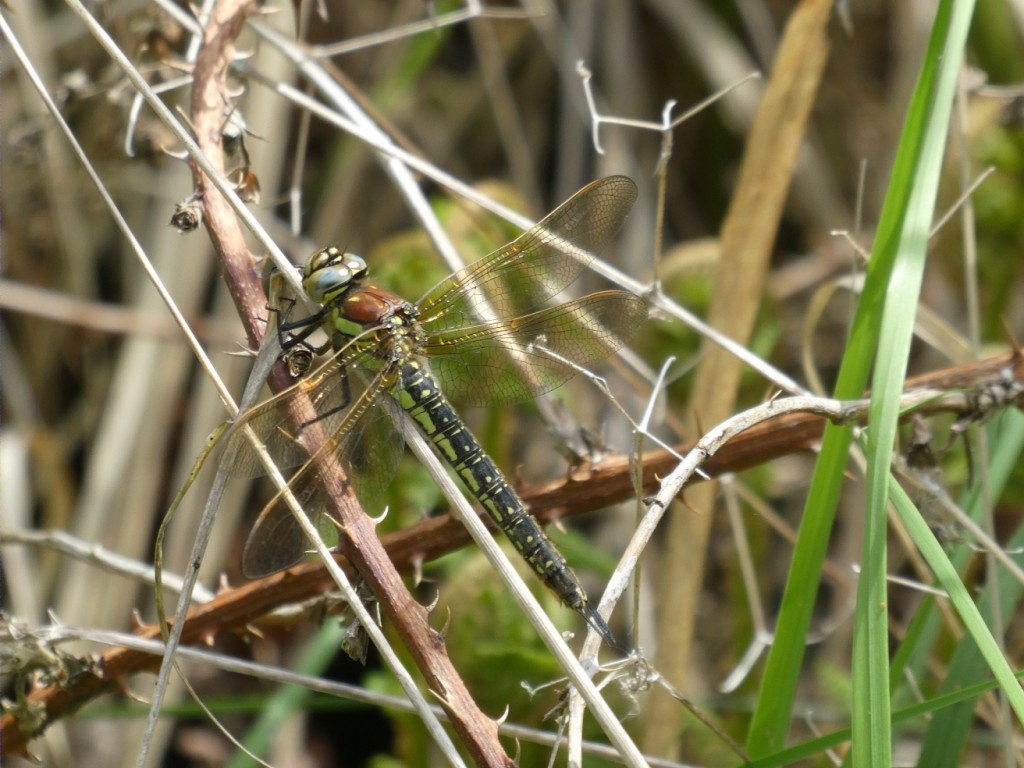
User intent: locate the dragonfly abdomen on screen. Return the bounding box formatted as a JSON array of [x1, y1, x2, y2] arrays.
[[396, 359, 614, 644]]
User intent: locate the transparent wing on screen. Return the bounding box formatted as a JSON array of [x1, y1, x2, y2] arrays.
[[238, 473, 324, 578], [218, 344, 369, 479], [239, 372, 403, 578], [425, 290, 649, 407], [416, 176, 637, 332]]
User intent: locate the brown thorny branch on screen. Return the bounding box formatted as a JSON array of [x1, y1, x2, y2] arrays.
[[3, 340, 1023, 756]]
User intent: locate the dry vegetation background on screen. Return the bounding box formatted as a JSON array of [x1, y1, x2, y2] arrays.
[[2, 1, 1024, 767]]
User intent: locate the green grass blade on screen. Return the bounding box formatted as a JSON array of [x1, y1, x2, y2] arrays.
[[746, 1, 976, 759], [741, 662, 1024, 768], [853, 3, 976, 764]]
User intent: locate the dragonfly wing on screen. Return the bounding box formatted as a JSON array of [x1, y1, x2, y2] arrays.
[[425, 290, 648, 407], [219, 345, 366, 479], [240, 478, 324, 577], [240, 371, 403, 578], [416, 176, 637, 332]]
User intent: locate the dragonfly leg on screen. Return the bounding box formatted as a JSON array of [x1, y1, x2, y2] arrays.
[[272, 297, 359, 427], [272, 299, 332, 352]]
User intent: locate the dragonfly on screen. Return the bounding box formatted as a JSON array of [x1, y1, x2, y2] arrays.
[[220, 175, 648, 645]]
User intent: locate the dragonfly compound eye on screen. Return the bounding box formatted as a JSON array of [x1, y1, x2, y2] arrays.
[[303, 249, 368, 303]]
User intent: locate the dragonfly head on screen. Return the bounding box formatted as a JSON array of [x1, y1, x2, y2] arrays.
[[303, 247, 368, 304]]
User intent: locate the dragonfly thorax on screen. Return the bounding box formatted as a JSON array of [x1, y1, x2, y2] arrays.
[[303, 247, 368, 304]]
